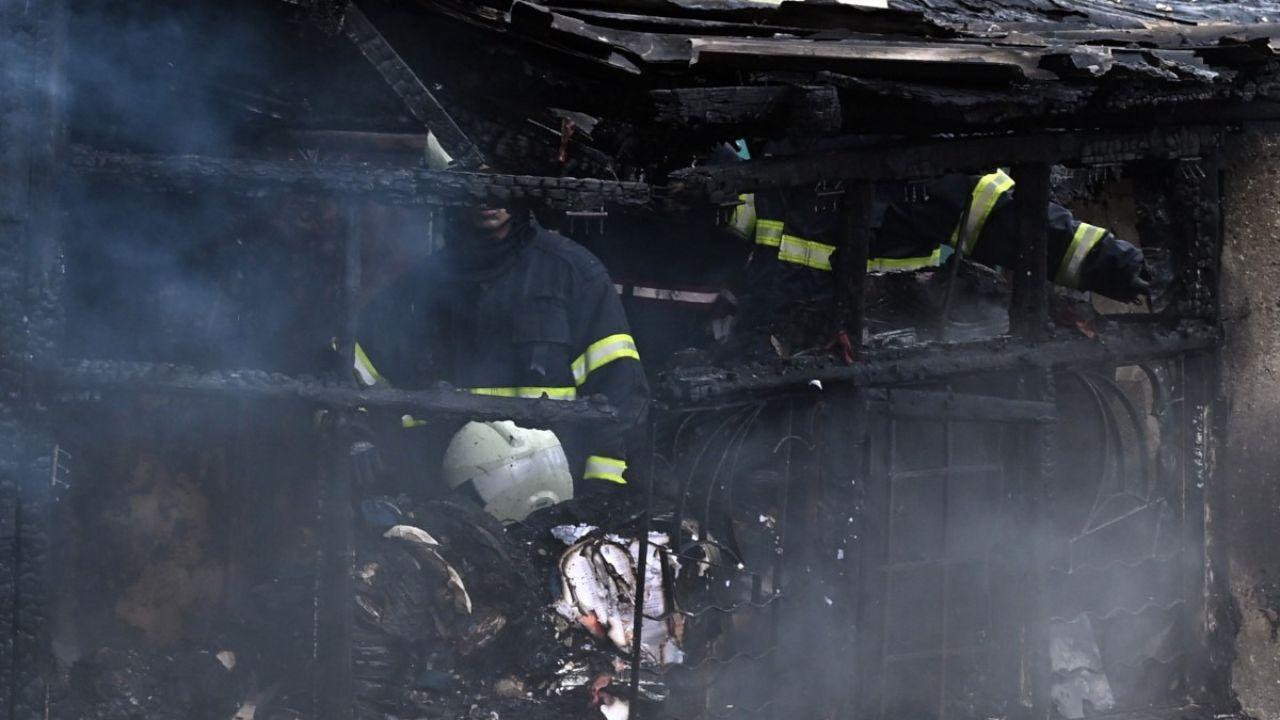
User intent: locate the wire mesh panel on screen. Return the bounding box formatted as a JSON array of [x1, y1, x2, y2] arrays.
[[854, 388, 1030, 720]]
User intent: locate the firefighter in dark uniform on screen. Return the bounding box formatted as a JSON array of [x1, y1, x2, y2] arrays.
[[572, 143, 755, 373], [354, 201, 649, 492], [743, 168, 1149, 341], [573, 205, 751, 374]]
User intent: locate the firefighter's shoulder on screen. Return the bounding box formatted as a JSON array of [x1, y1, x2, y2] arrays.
[[526, 228, 612, 285]]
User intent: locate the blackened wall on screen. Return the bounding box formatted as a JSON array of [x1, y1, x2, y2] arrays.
[[1219, 131, 1280, 720]]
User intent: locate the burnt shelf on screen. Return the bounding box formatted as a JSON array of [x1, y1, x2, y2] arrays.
[[68, 146, 651, 209], [669, 126, 1221, 203], [663, 319, 1219, 403], [56, 359, 619, 426]]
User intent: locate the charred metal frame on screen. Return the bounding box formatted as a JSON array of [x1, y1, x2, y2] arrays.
[[0, 2, 1239, 720]]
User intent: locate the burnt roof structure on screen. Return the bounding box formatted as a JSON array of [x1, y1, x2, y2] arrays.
[[343, 0, 1280, 174]]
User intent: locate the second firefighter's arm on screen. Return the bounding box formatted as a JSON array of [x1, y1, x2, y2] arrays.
[[955, 175, 1149, 301]]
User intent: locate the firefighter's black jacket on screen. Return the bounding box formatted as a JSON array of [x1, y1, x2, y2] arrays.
[[743, 172, 1147, 336], [357, 217, 649, 487]]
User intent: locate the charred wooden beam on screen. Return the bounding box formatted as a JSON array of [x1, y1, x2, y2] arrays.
[[835, 182, 872, 355], [669, 126, 1219, 203], [342, 2, 485, 167], [649, 85, 841, 133], [663, 320, 1219, 402], [56, 359, 621, 426], [68, 146, 651, 209]]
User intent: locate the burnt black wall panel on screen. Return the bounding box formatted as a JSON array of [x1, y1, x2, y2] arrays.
[[0, 1, 67, 718]]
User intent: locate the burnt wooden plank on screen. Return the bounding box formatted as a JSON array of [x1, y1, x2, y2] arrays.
[[511, 1, 690, 66], [342, 2, 485, 167], [649, 85, 841, 132], [669, 126, 1218, 203], [689, 37, 1056, 82], [68, 146, 652, 209], [663, 319, 1219, 402], [58, 359, 622, 427]]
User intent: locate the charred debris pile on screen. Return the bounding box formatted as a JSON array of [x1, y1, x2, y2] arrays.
[[3, 0, 1279, 719]]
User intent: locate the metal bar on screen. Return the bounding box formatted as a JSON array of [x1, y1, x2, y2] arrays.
[[669, 126, 1219, 203], [835, 182, 873, 356], [887, 390, 1057, 424], [666, 320, 1219, 402], [68, 146, 651, 209], [56, 359, 621, 426], [628, 414, 658, 712], [341, 2, 485, 168], [938, 412, 953, 720], [1010, 163, 1051, 340]]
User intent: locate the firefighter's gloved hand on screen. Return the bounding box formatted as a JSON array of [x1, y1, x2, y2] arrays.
[[1081, 237, 1148, 303]]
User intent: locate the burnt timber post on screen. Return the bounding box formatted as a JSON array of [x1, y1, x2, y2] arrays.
[[1008, 163, 1053, 719], [1176, 154, 1232, 708], [0, 0, 67, 718], [834, 183, 873, 356], [1010, 164, 1051, 341]]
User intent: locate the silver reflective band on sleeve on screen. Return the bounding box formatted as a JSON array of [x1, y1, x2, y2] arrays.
[[571, 333, 640, 386], [583, 455, 627, 484], [625, 286, 720, 304], [1055, 222, 1108, 288], [951, 170, 1015, 256]]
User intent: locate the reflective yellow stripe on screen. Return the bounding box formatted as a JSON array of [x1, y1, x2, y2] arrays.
[[949, 170, 1015, 255], [584, 455, 628, 485], [729, 193, 757, 240], [1055, 222, 1108, 288], [571, 333, 640, 387], [777, 234, 835, 271], [868, 246, 943, 273], [401, 414, 428, 428], [468, 386, 578, 400], [353, 343, 384, 387], [755, 219, 784, 247]]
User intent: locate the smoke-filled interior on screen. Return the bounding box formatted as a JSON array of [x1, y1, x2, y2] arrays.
[[2, 0, 1259, 719]]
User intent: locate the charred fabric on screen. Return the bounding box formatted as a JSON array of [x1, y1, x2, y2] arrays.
[[0, 0, 1272, 719]]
